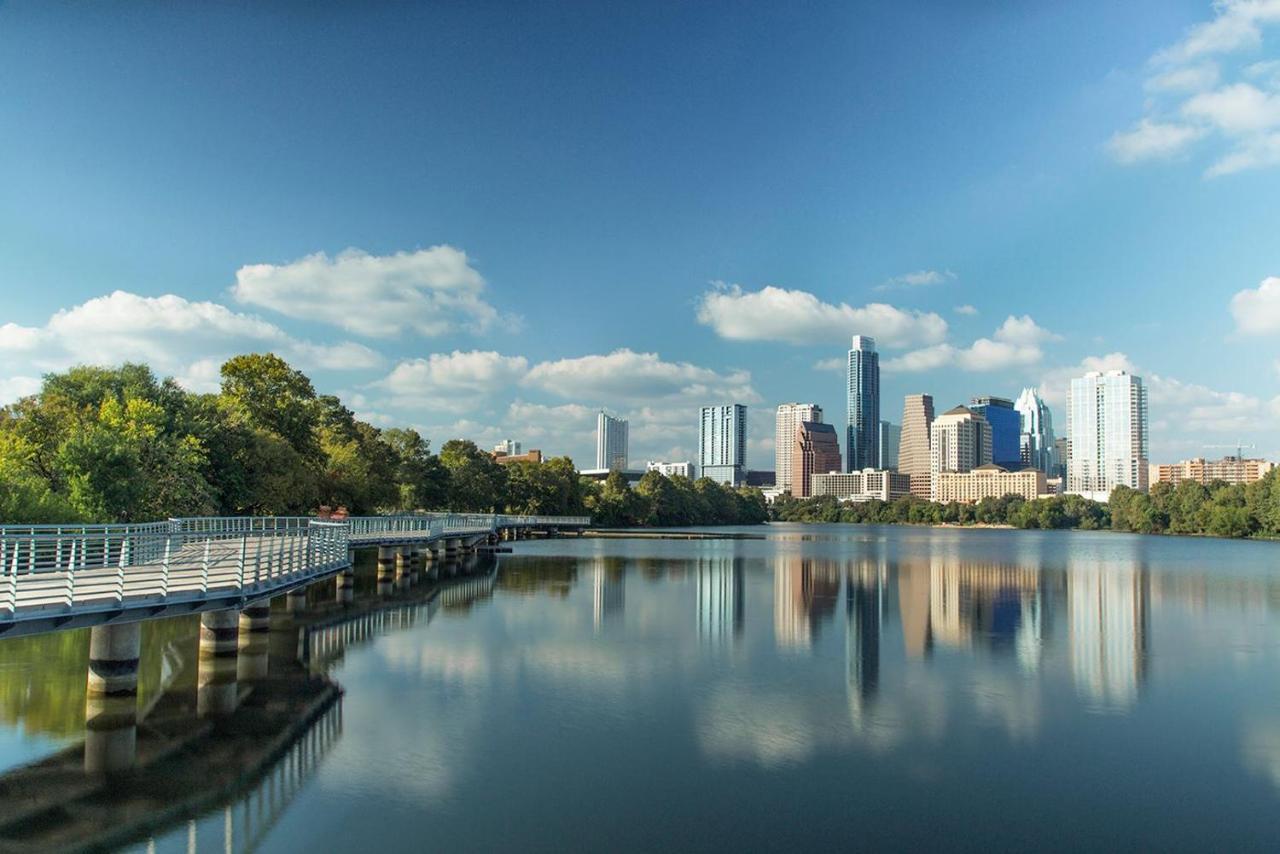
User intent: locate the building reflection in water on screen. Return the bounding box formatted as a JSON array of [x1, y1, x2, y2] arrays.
[[773, 557, 840, 651], [1068, 560, 1149, 711], [592, 559, 625, 632], [697, 556, 744, 647], [846, 561, 884, 710], [920, 554, 1047, 669]]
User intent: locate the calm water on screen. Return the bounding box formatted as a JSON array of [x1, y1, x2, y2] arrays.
[[3, 525, 1280, 851]]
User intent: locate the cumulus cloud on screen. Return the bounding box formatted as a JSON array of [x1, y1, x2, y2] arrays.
[[812, 357, 844, 372], [1108, 119, 1205, 163], [232, 245, 510, 338], [884, 315, 1056, 373], [0, 291, 379, 397], [696, 284, 947, 348], [524, 348, 760, 404], [877, 269, 956, 290], [0, 376, 41, 405], [376, 350, 529, 411], [954, 304, 979, 316], [1114, 2, 1280, 175], [1230, 276, 1280, 334]]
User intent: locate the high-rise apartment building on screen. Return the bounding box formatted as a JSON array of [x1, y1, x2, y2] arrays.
[[595, 411, 629, 472], [776, 403, 823, 494], [930, 405, 993, 501], [878, 420, 901, 470], [970, 396, 1021, 469], [791, 421, 842, 498], [699, 404, 747, 486], [846, 335, 880, 472], [899, 394, 935, 499], [1014, 387, 1057, 475], [1067, 370, 1148, 501]]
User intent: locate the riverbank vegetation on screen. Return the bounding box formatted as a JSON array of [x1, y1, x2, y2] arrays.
[[0, 356, 765, 527], [771, 471, 1280, 540]]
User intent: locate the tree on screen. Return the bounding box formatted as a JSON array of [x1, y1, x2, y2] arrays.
[[219, 353, 320, 455], [440, 439, 507, 512]]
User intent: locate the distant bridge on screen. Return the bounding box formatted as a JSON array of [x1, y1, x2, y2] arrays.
[[0, 512, 588, 638]]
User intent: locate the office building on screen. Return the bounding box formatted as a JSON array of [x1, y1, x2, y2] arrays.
[[1014, 387, 1058, 475], [970, 396, 1021, 469], [899, 393, 935, 499], [699, 404, 747, 486], [1054, 437, 1071, 479], [1067, 371, 1149, 501], [791, 421, 842, 498], [595, 411, 629, 472], [776, 403, 823, 494], [878, 420, 901, 470], [933, 464, 1048, 504], [493, 439, 522, 456], [846, 335, 880, 472], [811, 469, 912, 502], [930, 405, 993, 501], [647, 460, 697, 479], [1151, 456, 1274, 486], [745, 470, 776, 487]]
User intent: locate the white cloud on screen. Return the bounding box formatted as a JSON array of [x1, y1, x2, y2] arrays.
[[0, 291, 379, 393], [376, 350, 529, 411], [1038, 352, 1137, 406], [884, 315, 1055, 373], [954, 304, 979, 316], [1183, 83, 1280, 134], [0, 376, 41, 405], [1154, 0, 1280, 64], [1108, 119, 1205, 163], [812, 357, 844, 372], [524, 348, 760, 404], [696, 284, 948, 348], [1206, 131, 1280, 174], [877, 269, 956, 290], [1230, 276, 1280, 334], [1146, 62, 1221, 93], [232, 245, 510, 338]]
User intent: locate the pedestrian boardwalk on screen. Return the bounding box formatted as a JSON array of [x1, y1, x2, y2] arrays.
[[0, 512, 588, 637]]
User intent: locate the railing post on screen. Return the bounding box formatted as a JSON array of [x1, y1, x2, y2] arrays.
[[5, 540, 18, 617], [114, 527, 129, 605], [200, 538, 211, 595], [237, 534, 248, 592], [161, 535, 172, 598]]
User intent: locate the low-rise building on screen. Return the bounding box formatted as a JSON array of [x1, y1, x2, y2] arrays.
[[933, 464, 1047, 504], [811, 468, 911, 502], [1151, 456, 1275, 486], [647, 460, 697, 478], [493, 448, 543, 465]]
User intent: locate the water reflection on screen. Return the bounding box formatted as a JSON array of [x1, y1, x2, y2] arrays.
[[773, 557, 840, 651], [698, 557, 744, 647]]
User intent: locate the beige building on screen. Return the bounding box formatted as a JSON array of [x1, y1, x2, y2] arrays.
[[811, 468, 911, 502], [1151, 456, 1274, 486], [933, 464, 1047, 504], [775, 403, 823, 494], [930, 405, 993, 501], [899, 393, 935, 500]]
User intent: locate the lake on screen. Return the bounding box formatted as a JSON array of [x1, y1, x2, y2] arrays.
[[2, 524, 1279, 851]]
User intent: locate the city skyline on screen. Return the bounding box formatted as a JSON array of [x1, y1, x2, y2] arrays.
[[2, 3, 1279, 472]]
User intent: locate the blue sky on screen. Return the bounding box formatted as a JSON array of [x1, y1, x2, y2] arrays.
[[2, 1, 1279, 468]]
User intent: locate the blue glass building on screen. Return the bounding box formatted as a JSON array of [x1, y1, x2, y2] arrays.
[[969, 396, 1022, 469], [846, 336, 880, 471]]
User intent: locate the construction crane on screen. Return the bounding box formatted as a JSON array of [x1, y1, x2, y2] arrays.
[[1203, 441, 1257, 460]]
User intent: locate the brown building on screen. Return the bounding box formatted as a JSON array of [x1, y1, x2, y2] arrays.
[[492, 449, 544, 465], [1151, 456, 1274, 486], [899, 393, 935, 499], [791, 421, 842, 498], [933, 464, 1047, 504]]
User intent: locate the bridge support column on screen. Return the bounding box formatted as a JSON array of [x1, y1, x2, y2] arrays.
[[336, 566, 355, 603], [407, 548, 421, 585], [377, 545, 396, 595], [445, 538, 461, 557], [287, 585, 308, 615], [198, 609, 240, 718], [84, 622, 140, 775], [395, 546, 412, 590], [237, 603, 271, 682]]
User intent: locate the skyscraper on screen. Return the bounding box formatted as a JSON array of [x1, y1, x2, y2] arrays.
[[969, 396, 1021, 469], [1014, 387, 1058, 475], [929, 405, 993, 501], [595, 411, 628, 471], [1067, 370, 1149, 501], [846, 335, 880, 472], [899, 394, 935, 499], [776, 403, 823, 494], [699, 404, 747, 486], [791, 421, 842, 498], [878, 420, 901, 470]]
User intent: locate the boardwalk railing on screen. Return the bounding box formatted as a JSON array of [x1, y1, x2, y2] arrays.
[[0, 512, 588, 632]]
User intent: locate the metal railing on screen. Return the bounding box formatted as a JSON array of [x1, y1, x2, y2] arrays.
[[0, 512, 588, 628]]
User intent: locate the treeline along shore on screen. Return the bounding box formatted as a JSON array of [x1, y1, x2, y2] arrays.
[[0, 354, 766, 527]]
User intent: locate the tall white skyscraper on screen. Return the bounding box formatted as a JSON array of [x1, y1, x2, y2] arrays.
[[929, 405, 993, 501], [595, 411, 628, 471], [1066, 370, 1148, 501], [776, 403, 822, 494], [846, 335, 880, 472], [699, 404, 747, 486], [1014, 387, 1057, 475]]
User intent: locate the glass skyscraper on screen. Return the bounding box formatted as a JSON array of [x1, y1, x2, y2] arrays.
[[969, 396, 1021, 469], [699, 404, 747, 486], [846, 335, 880, 472]]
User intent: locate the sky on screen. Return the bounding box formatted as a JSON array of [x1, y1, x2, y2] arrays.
[[1, 1, 1279, 469]]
